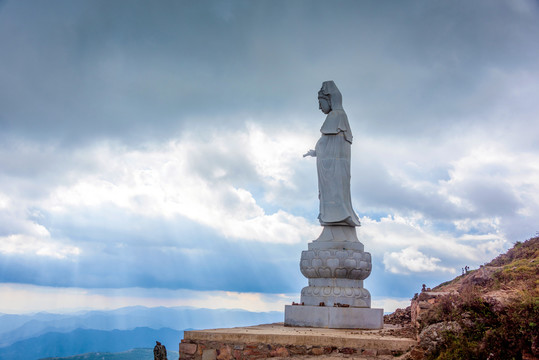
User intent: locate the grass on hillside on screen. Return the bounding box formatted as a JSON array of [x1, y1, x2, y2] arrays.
[[418, 237, 539, 360]]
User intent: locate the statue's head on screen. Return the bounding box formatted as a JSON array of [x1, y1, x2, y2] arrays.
[[318, 95, 331, 114], [318, 81, 343, 113]]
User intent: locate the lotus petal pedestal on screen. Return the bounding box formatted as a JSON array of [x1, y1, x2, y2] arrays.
[[284, 226, 383, 329]]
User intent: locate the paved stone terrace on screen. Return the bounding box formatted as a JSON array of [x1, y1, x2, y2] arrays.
[[179, 323, 416, 360]]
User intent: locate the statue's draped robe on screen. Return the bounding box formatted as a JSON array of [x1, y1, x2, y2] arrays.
[[315, 108, 361, 227]]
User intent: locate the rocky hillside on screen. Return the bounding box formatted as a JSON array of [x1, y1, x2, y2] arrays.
[[434, 236, 538, 297], [386, 236, 538, 360]]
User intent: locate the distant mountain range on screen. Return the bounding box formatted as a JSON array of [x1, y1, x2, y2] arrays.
[[0, 306, 283, 360], [0, 327, 182, 360], [42, 348, 179, 360]]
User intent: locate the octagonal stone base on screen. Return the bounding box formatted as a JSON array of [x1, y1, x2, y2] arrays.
[[284, 305, 383, 329]]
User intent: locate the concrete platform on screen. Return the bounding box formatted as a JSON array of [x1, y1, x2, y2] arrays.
[[181, 323, 416, 356], [284, 305, 383, 329]]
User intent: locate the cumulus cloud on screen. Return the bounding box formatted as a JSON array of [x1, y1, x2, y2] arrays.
[[353, 130, 539, 241], [359, 215, 504, 262], [0, 234, 80, 260], [383, 247, 456, 275], [0, 124, 316, 291], [42, 124, 317, 244]]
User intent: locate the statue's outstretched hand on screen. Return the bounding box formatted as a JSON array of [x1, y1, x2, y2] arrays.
[[303, 149, 316, 157]]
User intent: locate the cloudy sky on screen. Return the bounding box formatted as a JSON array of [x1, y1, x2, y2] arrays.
[[1, 0, 538, 315]]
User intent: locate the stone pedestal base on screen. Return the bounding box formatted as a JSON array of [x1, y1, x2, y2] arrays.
[[284, 305, 383, 329], [179, 323, 417, 360]]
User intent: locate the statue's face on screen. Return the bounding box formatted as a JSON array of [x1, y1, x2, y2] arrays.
[[319, 98, 331, 114]]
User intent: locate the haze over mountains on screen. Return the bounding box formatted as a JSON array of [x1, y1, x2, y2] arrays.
[[42, 348, 180, 360], [0, 306, 282, 360], [0, 328, 182, 360]]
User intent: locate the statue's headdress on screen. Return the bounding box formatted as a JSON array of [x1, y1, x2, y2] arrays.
[[318, 80, 351, 143], [318, 80, 343, 110]]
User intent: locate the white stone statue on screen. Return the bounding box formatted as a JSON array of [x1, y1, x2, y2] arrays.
[[285, 81, 382, 329], [304, 81, 360, 227]]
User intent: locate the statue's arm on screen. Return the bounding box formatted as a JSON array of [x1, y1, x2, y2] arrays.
[[303, 149, 316, 157]]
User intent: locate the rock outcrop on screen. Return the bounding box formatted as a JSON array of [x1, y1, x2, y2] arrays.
[[154, 341, 168, 360]]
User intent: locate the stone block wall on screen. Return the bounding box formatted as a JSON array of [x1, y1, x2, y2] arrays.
[[179, 339, 402, 360]]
